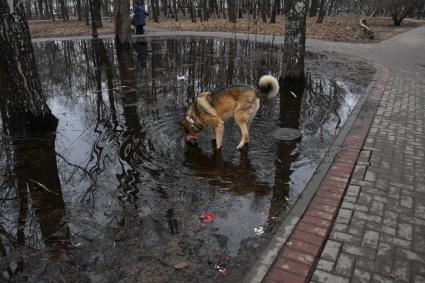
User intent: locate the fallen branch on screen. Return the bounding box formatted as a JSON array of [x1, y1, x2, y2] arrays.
[[359, 18, 374, 39]]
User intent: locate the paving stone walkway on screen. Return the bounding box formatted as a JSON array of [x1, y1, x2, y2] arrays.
[[310, 26, 425, 283]]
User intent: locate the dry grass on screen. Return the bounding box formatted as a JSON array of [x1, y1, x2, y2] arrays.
[[150, 15, 422, 43], [29, 19, 115, 38], [29, 15, 422, 43]]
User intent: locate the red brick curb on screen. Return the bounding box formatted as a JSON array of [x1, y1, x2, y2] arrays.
[[264, 64, 390, 283]]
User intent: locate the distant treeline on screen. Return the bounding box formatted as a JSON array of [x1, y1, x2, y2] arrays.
[[25, 0, 425, 25]]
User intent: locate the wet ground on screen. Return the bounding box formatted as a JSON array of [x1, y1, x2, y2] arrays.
[[0, 37, 375, 282]]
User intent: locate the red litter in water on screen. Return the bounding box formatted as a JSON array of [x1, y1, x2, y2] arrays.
[[201, 212, 215, 223], [218, 266, 229, 276]]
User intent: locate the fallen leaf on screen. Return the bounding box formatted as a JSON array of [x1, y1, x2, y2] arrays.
[[175, 261, 191, 270]]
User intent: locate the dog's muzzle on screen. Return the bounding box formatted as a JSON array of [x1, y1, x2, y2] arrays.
[[185, 116, 203, 133]]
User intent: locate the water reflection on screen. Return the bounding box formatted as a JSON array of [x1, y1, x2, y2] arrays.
[[0, 37, 363, 282], [13, 135, 71, 251]]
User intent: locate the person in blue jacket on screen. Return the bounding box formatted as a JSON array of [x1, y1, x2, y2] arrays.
[[133, 0, 147, 34]]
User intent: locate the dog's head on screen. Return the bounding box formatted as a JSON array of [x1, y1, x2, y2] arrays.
[[182, 104, 204, 143]]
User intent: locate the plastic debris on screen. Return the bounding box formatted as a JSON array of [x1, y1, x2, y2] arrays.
[[75, 243, 82, 247], [253, 227, 264, 236], [290, 91, 297, 98], [201, 212, 215, 223], [177, 75, 187, 81], [215, 265, 229, 277], [174, 261, 191, 270], [286, 241, 293, 247]]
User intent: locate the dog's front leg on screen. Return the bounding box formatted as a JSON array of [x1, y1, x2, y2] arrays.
[[214, 122, 224, 149]]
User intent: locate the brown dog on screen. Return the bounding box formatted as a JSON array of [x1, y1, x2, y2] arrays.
[[183, 75, 279, 149]]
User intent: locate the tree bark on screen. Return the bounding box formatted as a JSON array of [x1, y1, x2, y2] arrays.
[[228, 0, 237, 23], [93, 0, 103, 27], [77, 0, 82, 20], [281, 0, 307, 81], [57, 0, 69, 21], [115, 0, 132, 48], [85, 0, 90, 25], [270, 0, 279, 23], [327, 0, 334, 15], [174, 0, 178, 21], [309, 0, 318, 16], [14, 135, 70, 250], [0, 0, 58, 137], [316, 0, 326, 23]]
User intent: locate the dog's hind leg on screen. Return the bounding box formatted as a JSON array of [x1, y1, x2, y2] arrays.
[[235, 111, 250, 149]]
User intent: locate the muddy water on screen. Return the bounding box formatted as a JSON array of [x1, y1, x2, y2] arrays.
[[0, 38, 374, 282]]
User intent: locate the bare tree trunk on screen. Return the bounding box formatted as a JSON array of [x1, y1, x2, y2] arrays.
[[0, 0, 58, 136], [282, 0, 307, 81], [25, 0, 33, 19], [190, 1, 197, 22], [85, 0, 90, 25], [174, 0, 178, 21], [151, 0, 159, 22], [270, 0, 279, 23], [77, 0, 82, 20], [93, 0, 103, 27], [37, 0, 43, 19], [228, 0, 237, 22], [261, 0, 267, 22], [309, 0, 318, 16], [115, 0, 132, 48], [327, 0, 334, 15], [58, 0, 69, 21], [316, 0, 326, 23]]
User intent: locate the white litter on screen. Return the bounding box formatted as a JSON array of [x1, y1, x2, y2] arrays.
[[290, 91, 297, 98], [254, 227, 264, 236]]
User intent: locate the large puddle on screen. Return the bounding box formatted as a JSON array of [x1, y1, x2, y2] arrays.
[[0, 37, 374, 282]]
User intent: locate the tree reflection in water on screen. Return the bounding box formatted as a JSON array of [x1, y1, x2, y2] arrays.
[[0, 37, 368, 282]]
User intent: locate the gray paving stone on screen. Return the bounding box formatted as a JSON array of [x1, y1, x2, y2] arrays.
[[312, 270, 349, 283], [357, 193, 373, 206], [353, 211, 382, 223], [334, 253, 355, 277], [392, 259, 410, 282], [376, 241, 393, 265], [397, 223, 413, 241], [352, 268, 371, 283], [371, 273, 395, 283], [316, 259, 334, 272], [336, 209, 353, 224], [321, 240, 342, 261], [362, 230, 380, 249], [356, 258, 391, 277], [400, 195, 414, 209], [342, 243, 376, 260], [395, 248, 425, 264], [415, 204, 425, 219], [331, 231, 362, 245], [370, 201, 384, 216], [349, 218, 366, 236], [383, 211, 398, 228], [347, 185, 361, 198]]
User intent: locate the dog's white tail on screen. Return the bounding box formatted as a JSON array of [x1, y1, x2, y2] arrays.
[[258, 75, 279, 98]]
